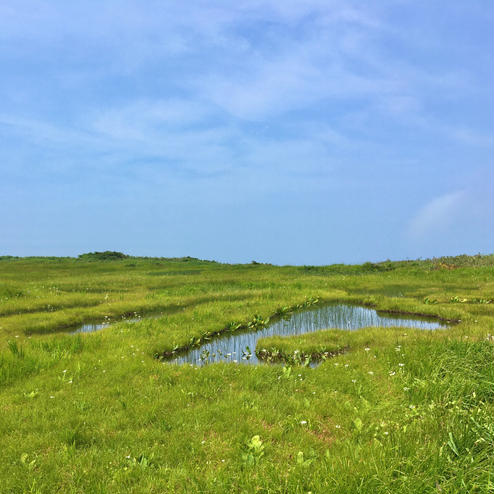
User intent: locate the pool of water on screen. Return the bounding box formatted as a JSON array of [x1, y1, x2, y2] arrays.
[[167, 304, 447, 366], [72, 320, 114, 334], [70, 306, 188, 334], [71, 314, 154, 334]]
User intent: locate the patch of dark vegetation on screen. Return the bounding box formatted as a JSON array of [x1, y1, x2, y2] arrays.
[[251, 260, 273, 266], [60, 419, 96, 449], [361, 261, 395, 272], [78, 251, 129, 261], [256, 347, 346, 365]]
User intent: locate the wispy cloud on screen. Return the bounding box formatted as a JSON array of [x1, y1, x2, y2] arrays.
[[407, 191, 466, 240]]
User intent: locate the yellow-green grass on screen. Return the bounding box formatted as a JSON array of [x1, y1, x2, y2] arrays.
[[0, 254, 493, 493]]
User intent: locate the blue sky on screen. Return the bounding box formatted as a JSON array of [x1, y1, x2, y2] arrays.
[[1, 1, 492, 264]]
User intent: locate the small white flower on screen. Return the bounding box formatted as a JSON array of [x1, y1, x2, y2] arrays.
[[351, 379, 357, 383], [300, 420, 307, 425], [364, 347, 370, 352], [403, 387, 410, 391], [335, 425, 341, 429], [368, 371, 374, 375], [398, 363, 405, 367]]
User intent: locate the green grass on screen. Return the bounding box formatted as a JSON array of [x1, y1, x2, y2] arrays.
[[0, 254, 493, 493]]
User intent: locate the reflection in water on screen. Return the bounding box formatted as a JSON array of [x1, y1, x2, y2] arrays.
[[72, 321, 111, 333], [169, 304, 446, 366], [72, 314, 146, 334]]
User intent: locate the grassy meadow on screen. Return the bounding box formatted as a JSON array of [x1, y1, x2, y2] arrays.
[[0, 253, 493, 493]]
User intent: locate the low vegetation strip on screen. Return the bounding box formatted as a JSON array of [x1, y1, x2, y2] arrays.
[[256, 326, 448, 365], [0, 254, 492, 493]]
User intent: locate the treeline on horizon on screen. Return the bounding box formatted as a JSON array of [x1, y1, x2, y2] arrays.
[[0, 251, 492, 270]]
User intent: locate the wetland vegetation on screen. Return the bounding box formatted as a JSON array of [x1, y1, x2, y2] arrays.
[[0, 253, 493, 493]]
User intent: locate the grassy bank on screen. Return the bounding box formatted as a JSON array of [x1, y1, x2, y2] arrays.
[[0, 254, 493, 493]]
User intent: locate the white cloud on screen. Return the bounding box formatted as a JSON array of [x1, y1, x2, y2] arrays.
[[407, 191, 466, 239], [0, 0, 490, 184], [90, 99, 213, 140]]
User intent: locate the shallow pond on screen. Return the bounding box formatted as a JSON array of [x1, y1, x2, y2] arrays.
[[72, 316, 144, 334], [72, 321, 114, 333], [71, 308, 182, 334], [168, 304, 447, 366]]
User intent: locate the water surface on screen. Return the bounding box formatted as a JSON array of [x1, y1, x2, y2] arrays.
[[72, 314, 151, 334], [168, 304, 446, 366]]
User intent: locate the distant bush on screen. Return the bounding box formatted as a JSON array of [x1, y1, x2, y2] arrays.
[[77, 251, 128, 261], [361, 261, 394, 272]]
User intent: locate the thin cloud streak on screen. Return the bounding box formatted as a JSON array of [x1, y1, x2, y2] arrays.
[[407, 191, 466, 240]]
